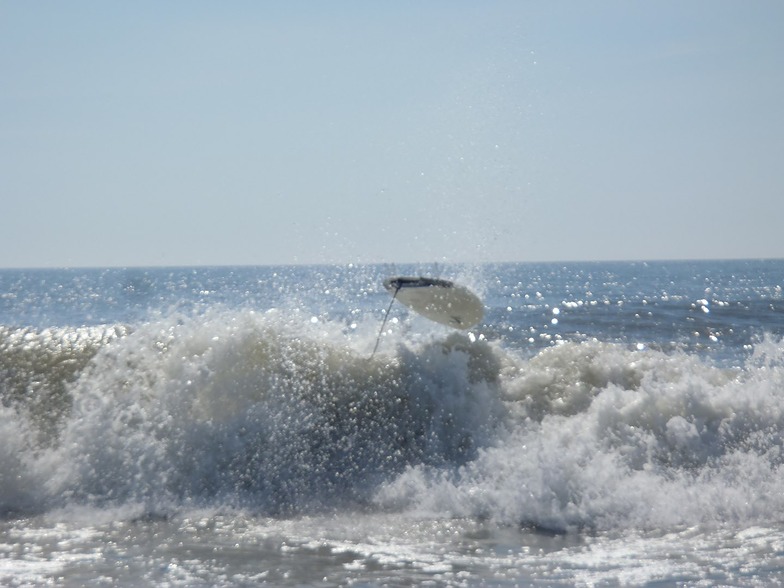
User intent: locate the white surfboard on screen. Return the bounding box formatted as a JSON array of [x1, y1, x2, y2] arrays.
[[383, 276, 484, 329]]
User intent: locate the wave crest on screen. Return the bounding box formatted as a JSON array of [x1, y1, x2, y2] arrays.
[[36, 311, 504, 513], [3, 311, 784, 531], [375, 337, 784, 531]]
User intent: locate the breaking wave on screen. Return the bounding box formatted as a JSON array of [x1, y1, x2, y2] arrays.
[[2, 310, 784, 532]]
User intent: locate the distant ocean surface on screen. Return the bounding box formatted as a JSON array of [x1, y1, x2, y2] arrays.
[[2, 259, 784, 586]]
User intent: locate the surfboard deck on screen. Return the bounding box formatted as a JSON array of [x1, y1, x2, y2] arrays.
[[383, 276, 483, 329]]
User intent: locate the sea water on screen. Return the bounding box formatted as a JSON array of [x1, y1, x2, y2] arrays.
[[1, 260, 783, 586]]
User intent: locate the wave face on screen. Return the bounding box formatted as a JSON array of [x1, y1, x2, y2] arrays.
[[0, 311, 504, 516], [2, 307, 784, 532]]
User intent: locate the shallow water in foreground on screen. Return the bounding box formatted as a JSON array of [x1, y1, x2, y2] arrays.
[[4, 512, 784, 586]]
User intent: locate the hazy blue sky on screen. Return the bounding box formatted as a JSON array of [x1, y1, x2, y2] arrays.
[[2, 1, 783, 268]]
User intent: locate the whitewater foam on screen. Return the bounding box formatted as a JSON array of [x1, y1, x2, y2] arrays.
[[1, 310, 502, 515], [1, 298, 784, 537], [375, 337, 784, 531]]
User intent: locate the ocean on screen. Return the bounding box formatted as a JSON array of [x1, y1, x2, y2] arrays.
[[1, 259, 783, 586]]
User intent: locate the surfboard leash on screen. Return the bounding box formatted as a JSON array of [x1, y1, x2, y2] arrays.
[[370, 284, 400, 358]]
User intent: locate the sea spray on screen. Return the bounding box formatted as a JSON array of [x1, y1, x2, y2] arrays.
[[374, 338, 784, 531], [20, 310, 505, 514]]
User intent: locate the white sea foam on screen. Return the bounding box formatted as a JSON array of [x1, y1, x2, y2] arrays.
[[13, 309, 502, 514], [2, 306, 784, 537], [374, 337, 784, 531]]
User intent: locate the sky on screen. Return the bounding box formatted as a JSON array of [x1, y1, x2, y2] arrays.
[[2, 1, 783, 268]]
